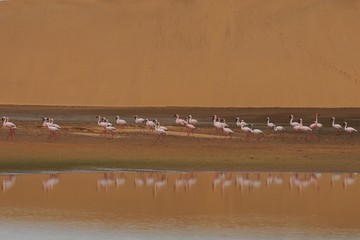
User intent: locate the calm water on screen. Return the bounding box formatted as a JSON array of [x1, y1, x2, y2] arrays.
[[1, 171, 359, 239]]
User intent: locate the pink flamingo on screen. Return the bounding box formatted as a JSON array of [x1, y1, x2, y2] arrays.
[[2, 116, 17, 139]]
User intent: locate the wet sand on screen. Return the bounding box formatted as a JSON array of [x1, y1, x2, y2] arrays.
[[1, 105, 360, 173]]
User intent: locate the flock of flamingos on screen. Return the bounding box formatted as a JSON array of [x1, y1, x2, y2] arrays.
[[1, 113, 358, 142]]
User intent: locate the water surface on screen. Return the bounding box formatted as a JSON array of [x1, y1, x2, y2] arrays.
[[1, 171, 359, 239]]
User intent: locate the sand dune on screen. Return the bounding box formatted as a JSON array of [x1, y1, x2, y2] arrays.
[[0, 0, 360, 107]]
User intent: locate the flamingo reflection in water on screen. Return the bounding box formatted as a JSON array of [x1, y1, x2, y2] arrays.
[[145, 174, 155, 186], [42, 174, 60, 192], [153, 174, 168, 196], [115, 172, 126, 188], [174, 173, 197, 192], [289, 173, 320, 193], [236, 173, 261, 193], [343, 173, 356, 190], [212, 172, 226, 190], [134, 173, 145, 188], [221, 174, 233, 193], [2, 175, 16, 192], [266, 173, 284, 188], [212, 172, 234, 193], [97, 172, 115, 191], [330, 174, 342, 187]]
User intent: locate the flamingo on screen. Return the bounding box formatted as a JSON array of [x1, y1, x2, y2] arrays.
[[343, 122, 357, 133], [213, 115, 223, 137], [47, 124, 60, 139], [2, 116, 17, 139], [42, 117, 50, 127], [105, 124, 116, 138], [153, 122, 167, 144], [174, 114, 187, 132], [220, 118, 229, 128], [221, 125, 234, 139], [115, 116, 127, 132], [153, 119, 168, 131], [266, 117, 275, 129], [96, 116, 108, 136], [299, 119, 312, 132], [42, 117, 60, 129], [309, 114, 323, 130], [235, 117, 248, 128], [134, 115, 145, 124], [48, 118, 61, 129], [290, 118, 312, 140], [289, 115, 300, 127], [184, 117, 196, 137], [188, 115, 198, 125], [250, 126, 263, 134], [42, 118, 61, 139], [145, 119, 156, 132], [331, 117, 342, 131], [240, 123, 252, 141], [273, 125, 285, 132], [250, 124, 264, 142], [134, 115, 146, 132]]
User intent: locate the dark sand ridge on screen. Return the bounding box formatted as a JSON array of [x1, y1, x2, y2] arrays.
[[0, 106, 359, 173], [1, 0, 360, 107]]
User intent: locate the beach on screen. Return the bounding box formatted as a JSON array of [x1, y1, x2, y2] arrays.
[[1, 105, 359, 173]]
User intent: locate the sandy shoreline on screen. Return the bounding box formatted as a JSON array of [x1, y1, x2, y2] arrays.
[[1, 106, 360, 173]]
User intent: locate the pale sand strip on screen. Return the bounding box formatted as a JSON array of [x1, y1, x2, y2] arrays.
[[71, 129, 239, 139]]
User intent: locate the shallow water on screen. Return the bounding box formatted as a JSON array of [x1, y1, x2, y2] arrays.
[[1, 171, 359, 239]]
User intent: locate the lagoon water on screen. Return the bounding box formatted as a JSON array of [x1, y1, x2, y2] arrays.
[[1, 172, 359, 239]]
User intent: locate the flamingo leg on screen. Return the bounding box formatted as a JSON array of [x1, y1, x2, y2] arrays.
[[7, 129, 13, 140], [48, 131, 53, 140], [244, 132, 249, 142], [153, 135, 161, 145]]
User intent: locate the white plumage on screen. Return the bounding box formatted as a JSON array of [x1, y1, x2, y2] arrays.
[[331, 117, 342, 131], [266, 117, 275, 129], [343, 122, 357, 133]]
